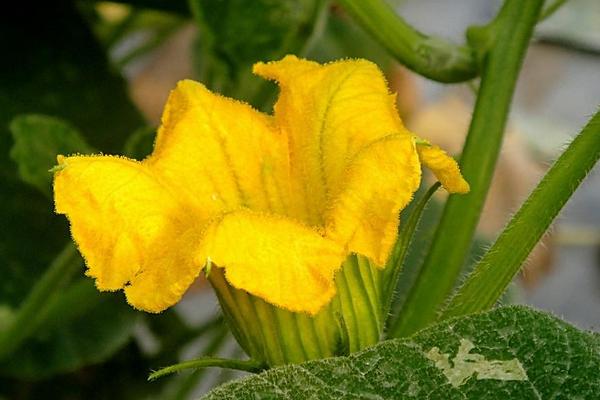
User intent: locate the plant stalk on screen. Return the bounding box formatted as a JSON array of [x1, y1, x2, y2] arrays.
[[149, 357, 266, 381], [388, 0, 544, 338], [337, 0, 478, 83], [442, 109, 600, 319], [0, 244, 81, 360], [539, 0, 570, 21]]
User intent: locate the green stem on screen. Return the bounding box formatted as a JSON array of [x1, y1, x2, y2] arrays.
[[382, 182, 440, 330], [212, 347, 246, 389], [539, 0, 569, 21], [388, 0, 544, 339], [337, 0, 478, 83], [168, 325, 229, 400], [0, 244, 81, 360], [442, 110, 600, 319], [148, 357, 266, 381]]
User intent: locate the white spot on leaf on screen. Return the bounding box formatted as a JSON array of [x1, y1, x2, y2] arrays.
[[425, 339, 528, 387]]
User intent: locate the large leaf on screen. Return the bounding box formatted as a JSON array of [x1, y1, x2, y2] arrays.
[[201, 306, 600, 399]]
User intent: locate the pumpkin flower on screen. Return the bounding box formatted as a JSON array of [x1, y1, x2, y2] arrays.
[[53, 56, 468, 365]]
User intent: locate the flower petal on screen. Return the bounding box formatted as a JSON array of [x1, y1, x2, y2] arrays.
[[146, 80, 291, 216], [325, 134, 421, 266], [53, 155, 202, 312], [416, 143, 470, 194], [195, 210, 345, 315], [254, 56, 410, 225]]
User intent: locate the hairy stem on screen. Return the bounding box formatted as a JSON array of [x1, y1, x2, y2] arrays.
[[442, 109, 600, 318], [149, 357, 266, 381], [388, 0, 544, 338]]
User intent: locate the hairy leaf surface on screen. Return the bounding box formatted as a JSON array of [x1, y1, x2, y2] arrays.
[[202, 306, 599, 399]]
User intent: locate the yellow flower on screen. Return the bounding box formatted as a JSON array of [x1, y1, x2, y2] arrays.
[[53, 56, 467, 363]]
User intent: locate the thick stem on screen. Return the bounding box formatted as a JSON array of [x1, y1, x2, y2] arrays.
[[442, 109, 600, 318], [337, 0, 478, 83], [389, 0, 544, 338]]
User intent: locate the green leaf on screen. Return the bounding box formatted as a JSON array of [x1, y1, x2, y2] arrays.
[[9, 114, 94, 196], [0, 279, 138, 379], [123, 125, 157, 159], [195, 0, 320, 67], [190, 0, 325, 107], [201, 306, 600, 399]]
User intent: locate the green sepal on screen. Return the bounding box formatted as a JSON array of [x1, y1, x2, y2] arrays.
[[209, 254, 384, 366], [383, 182, 441, 334]]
